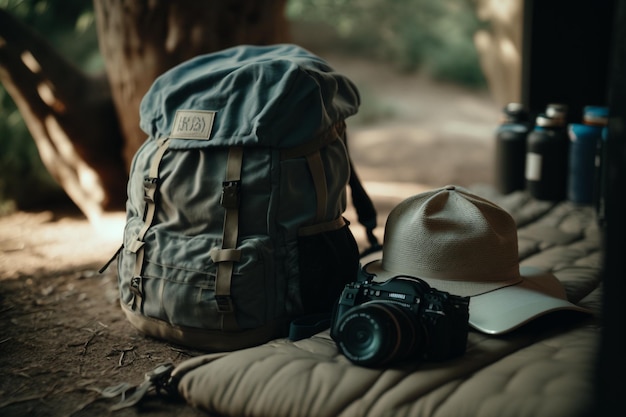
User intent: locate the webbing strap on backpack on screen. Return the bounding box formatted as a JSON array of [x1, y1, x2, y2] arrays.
[[305, 151, 328, 223], [281, 121, 347, 235], [127, 137, 171, 310], [210, 146, 243, 330], [344, 133, 382, 257], [281, 121, 381, 253]]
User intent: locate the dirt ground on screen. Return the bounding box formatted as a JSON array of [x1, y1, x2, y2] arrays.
[[0, 55, 500, 416]]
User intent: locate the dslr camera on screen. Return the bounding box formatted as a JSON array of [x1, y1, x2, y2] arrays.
[[330, 275, 470, 367]]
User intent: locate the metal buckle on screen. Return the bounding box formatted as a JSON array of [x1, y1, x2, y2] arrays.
[[130, 276, 142, 296], [215, 295, 234, 313], [143, 177, 158, 202], [220, 180, 240, 209]]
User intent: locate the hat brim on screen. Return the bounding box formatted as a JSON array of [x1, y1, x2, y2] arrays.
[[469, 266, 592, 334], [363, 259, 592, 335]]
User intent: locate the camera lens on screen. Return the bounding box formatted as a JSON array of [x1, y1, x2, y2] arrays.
[[334, 301, 425, 367]]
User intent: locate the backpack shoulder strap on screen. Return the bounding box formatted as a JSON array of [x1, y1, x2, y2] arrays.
[[343, 132, 382, 257], [348, 155, 382, 257]]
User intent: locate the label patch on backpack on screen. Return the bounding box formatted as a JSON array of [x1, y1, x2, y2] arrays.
[[171, 110, 216, 140]]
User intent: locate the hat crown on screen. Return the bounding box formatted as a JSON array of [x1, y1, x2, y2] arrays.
[[381, 186, 520, 283]]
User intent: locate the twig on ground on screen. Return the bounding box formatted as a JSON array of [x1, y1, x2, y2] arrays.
[[118, 346, 136, 367], [81, 332, 97, 356], [168, 345, 198, 360], [67, 330, 100, 355]]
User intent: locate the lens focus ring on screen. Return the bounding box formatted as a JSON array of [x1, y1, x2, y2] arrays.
[[335, 301, 423, 367]]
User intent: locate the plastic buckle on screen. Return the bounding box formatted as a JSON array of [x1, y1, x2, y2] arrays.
[[143, 177, 158, 202], [107, 363, 175, 411], [146, 363, 175, 386], [130, 276, 142, 296], [220, 180, 240, 209], [215, 295, 234, 313]]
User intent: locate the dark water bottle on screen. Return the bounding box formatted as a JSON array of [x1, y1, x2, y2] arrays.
[[567, 106, 608, 205], [495, 103, 530, 194], [525, 113, 569, 201]]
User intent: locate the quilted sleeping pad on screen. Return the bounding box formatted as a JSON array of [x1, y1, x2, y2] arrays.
[[173, 189, 603, 417]]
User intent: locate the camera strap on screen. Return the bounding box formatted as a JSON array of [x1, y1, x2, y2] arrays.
[[288, 313, 332, 341]]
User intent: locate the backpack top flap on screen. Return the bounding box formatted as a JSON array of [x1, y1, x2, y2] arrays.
[[139, 44, 361, 150]]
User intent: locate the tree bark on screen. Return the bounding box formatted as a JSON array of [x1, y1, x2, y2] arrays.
[[0, 8, 128, 220], [0, 0, 289, 220]]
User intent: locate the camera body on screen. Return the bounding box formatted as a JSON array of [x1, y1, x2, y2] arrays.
[[330, 275, 470, 367]]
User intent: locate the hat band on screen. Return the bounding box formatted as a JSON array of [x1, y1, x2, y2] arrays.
[[381, 261, 521, 284]]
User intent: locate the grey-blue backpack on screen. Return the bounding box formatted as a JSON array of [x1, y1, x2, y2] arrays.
[[106, 44, 380, 351]]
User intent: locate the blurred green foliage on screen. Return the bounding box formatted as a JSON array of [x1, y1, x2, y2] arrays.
[[287, 0, 487, 86], [0, 0, 102, 69], [0, 0, 101, 212]]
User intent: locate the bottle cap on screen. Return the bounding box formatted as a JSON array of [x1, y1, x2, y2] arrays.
[[502, 102, 527, 123], [546, 103, 568, 117], [583, 106, 609, 126], [505, 102, 525, 113], [535, 113, 564, 128]]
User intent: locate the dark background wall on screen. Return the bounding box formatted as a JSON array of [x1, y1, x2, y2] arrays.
[[522, 1, 625, 413], [521, 0, 615, 122], [525, 0, 626, 413], [598, 1, 626, 415]]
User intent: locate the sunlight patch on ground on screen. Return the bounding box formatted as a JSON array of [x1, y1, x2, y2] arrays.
[[90, 211, 126, 242], [0, 211, 125, 280], [349, 125, 438, 145], [361, 180, 431, 199]]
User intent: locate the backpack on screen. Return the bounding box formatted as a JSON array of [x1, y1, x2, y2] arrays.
[[108, 44, 380, 351]]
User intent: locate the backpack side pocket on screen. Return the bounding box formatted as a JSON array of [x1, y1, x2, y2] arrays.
[[297, 221, 359, 315]]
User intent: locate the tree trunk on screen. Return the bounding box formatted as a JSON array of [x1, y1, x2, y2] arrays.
[[0, 0, 289, 221], [473, 0, 523, 107]]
